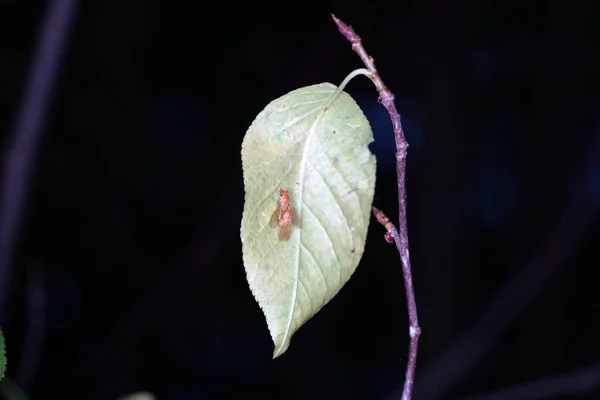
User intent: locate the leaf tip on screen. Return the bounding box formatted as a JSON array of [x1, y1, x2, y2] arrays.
[[272, 341, 290, 359], [272, 331, 294, 358]]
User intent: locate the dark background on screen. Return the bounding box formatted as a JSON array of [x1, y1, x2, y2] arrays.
[[1, 0, 599, 399]]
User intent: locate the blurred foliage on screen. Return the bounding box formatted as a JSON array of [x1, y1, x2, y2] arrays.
[[0, 377, 29, 400]]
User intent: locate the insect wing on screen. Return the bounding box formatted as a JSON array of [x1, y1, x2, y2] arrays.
[[279, 223, 293, 241], [269, 203, 282, 228], [290, 205, 302, 228]]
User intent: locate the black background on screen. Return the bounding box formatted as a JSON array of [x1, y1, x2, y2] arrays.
[[1, 0, 599, 399]]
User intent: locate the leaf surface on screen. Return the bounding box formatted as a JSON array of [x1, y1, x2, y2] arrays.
[[241, 83, 376, 357]]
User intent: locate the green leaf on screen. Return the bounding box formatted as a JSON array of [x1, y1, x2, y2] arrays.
[[0, 328, 5, 381], [241, 82, 376, 357]]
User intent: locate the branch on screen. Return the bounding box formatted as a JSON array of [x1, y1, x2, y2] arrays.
[[331, 14, 421, 400], [372, 207, 420, 400], [0, 0, 78, 320]]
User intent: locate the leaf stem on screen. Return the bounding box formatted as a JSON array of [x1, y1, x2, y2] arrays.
[[331, 14, 421, 400], [324, 68, 371, 111]]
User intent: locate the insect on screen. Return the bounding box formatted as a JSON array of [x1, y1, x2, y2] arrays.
[[269, 189, 302, 241]]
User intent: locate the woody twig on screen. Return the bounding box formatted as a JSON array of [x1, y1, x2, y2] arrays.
[[331, 14, 421, 400]]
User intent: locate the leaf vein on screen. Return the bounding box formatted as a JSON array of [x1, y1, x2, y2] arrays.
[[300, 242, 329, 303]]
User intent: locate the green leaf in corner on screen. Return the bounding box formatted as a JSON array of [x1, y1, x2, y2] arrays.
[[0, 328, 6, 381], [241, 82, 376, 357]]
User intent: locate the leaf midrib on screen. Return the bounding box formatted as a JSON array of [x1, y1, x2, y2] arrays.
[[276, 90, 333, 355]]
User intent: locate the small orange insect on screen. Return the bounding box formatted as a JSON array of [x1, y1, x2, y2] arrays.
[[269, 189, 302, 241]]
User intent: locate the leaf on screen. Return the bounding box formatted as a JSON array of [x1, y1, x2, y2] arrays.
[[241, 82, 376, 357], [0, 328, 5, 381]]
